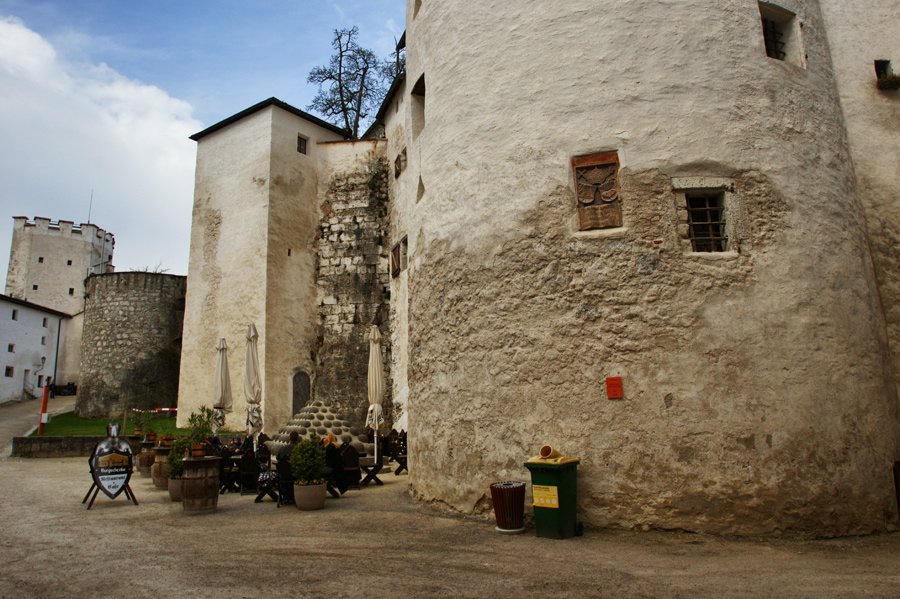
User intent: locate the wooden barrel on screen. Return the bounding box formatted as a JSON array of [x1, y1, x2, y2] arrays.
[[182, 457, 221, 513], [151, 446, 172, 489], [138, 441, 155, 477]]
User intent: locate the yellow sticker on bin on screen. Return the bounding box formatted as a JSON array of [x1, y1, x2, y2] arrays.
[[532, 485, 559, 509]]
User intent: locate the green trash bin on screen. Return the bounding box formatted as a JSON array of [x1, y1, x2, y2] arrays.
[[524, 450, 581, 539]]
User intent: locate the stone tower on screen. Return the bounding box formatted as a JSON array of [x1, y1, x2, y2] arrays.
[[378, 0, 899, 535], [177, 98, 391, 434], [5, 216, 114, 315]]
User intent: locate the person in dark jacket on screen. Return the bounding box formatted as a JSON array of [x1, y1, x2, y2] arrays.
[[275, 431, 299, 505], [323, 432, 348, 498]]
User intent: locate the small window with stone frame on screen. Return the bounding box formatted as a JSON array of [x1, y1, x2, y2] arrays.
[[11, 309, 17, 321], [37, 256, 43, 263], [66, 259, 72, 266], [673, 178, 741, 254], [7, 344, 14, 353], [4, 366, 12, 378], [32, 284, 38, 290], [68, 288, 75, 296], [297, 134, 308, 155]]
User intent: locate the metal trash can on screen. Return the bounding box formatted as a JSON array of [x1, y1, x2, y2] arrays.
[[524, 446, 582, 539], [490, 481, 526, 534]]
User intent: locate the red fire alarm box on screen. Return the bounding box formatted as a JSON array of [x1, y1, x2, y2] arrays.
[[605, 377, 623, 400]]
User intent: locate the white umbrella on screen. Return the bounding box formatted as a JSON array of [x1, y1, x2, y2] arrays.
[[212, 338, 232, 432], [365, 325, 385, 461], [244, 323, 262, 436]]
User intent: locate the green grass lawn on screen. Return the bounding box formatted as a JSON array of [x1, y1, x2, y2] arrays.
[[32, 412, 181, 437]]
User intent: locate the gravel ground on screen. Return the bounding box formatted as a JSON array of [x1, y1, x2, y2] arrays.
[[0, 455, 898, 598]]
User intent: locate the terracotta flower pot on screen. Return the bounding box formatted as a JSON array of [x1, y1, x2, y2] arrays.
[[294, 483, 326, 510]]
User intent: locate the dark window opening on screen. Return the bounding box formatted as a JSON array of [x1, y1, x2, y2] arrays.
[[761, 15, 786, 60], [32, 284, 38, 290], [686, 192, 727, 252], [68, 288, 75, 296], [7, 344, 14, 353], [4, 366, 13, 378], [66, 259, 72, 266], [37, 256, 43, 263], [288, 248, 292, 256], [41, 336, 46, 346], [11, 309, 17, 320], [42, 317, 48, 327], [297, 135, 308, 155]]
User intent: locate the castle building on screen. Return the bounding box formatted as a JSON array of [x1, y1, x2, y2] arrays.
[[179, 1, 899, 535], [4, 217, 115, 387]]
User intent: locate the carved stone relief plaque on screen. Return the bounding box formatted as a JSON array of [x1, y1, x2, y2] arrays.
[[572, 152, 621, 231]]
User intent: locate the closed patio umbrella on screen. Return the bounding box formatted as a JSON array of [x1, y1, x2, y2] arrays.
[[244, 323, 262, 436], [365, 325, 385, 461], [212, 338, 232, 432]]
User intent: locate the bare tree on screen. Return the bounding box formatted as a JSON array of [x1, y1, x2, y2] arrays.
[[308, 27, 389, 139]]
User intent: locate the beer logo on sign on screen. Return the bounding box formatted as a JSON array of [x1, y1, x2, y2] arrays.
[[90, 429, 134, 499]]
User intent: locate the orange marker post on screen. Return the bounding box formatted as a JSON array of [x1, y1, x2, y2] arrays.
[[37, 385, 50, 436]]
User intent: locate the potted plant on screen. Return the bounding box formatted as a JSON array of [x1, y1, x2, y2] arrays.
[[135, 410, 157, 443], [290, 433, 327, 510], [187, 406, 215, 457], [166, 436, 190, 502]]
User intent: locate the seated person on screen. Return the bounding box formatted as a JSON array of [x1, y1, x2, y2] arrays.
[[276, 431, 298, 505], [323, 433, 349, 497]]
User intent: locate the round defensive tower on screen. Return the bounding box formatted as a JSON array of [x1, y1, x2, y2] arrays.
[[388, 0, 899, 534], [77, 272, 186, 418]]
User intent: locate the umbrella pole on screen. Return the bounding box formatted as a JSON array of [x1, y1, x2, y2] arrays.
[[374, 429, 379, 463]]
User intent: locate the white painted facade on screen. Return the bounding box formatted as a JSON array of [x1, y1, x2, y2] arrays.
[[0, 295, 67, 404]]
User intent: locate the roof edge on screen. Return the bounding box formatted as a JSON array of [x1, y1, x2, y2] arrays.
[[0, 294, 72, 318], [189, 97, 351, 141]]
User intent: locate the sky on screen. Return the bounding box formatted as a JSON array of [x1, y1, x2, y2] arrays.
[[0, 0, 405, 277]]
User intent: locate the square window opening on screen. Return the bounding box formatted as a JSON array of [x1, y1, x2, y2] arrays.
[[7, 344, 14, 353], [68, 288, 75, 296], [37, 256, 43, 263], [759, 3, 804, 68], [66, 259, 72, 266], [32, 284, 38, 291], [686, 192, 728, 252], [4, 366, 13, 378]]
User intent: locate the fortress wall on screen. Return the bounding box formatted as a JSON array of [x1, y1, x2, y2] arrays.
[[394, 0, 898, 534], [313, 140, 392, 425]]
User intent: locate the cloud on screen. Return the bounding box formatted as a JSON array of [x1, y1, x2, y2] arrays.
[[0, 16, 200, 276]]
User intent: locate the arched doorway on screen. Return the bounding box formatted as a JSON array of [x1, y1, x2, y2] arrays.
[[292, 370, 310, 416]]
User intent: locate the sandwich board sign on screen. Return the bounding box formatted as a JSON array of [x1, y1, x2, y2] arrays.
[[83, 423, 138, 509]]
